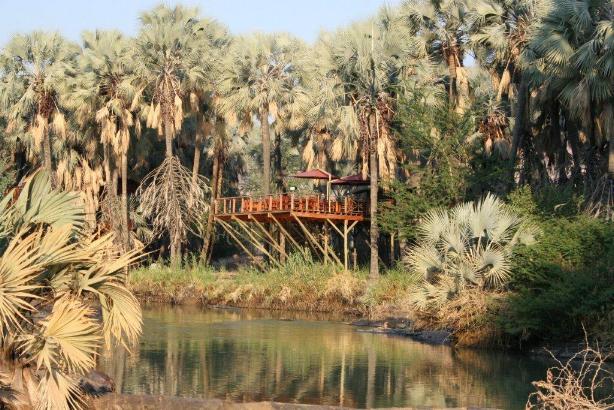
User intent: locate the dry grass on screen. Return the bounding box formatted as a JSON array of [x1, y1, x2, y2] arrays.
[[129, 258, 418, 316], [408, 288, 508, 347], [527, 336, 614, 409]]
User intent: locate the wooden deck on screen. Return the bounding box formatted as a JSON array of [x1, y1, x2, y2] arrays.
[[213, 194, 368, 222]]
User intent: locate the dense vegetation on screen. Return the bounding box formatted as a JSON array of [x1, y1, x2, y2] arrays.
[[0, 0, 612, 370]]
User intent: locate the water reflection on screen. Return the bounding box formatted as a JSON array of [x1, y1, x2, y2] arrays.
[[98, 304, 549, 409]]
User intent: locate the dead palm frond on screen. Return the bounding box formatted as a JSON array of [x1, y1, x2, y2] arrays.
[[136, 156, 209, 263]]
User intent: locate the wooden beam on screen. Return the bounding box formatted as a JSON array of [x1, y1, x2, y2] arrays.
[[293, 215, 343, 266], [248, 214, 287, 259], [216, 219, 264, 270], [231, 216, 283, 269], [270, 214, 308, 258], [326, 219, 343, 236]]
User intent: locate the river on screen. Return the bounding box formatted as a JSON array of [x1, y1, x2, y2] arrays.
[[97, 304, 551, 409]]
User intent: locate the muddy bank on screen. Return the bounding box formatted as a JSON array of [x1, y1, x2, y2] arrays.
[[93, 393, 500, 410]]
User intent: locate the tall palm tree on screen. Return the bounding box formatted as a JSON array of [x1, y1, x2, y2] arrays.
[[71, 30, 138, 249], [218, 33, 306, 196], [301, 40, 359, 173], [182, 18, 230, 191], [467, 0, 540, 170], [0, 32, 78, 179], [135, 4, 205, 159], [523, 0, 614, 178], [325, 10, 413, 277], [401, 0, 471, 112]]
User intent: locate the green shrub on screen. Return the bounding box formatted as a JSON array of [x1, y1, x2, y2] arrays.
[[501, 212, 614, 344]]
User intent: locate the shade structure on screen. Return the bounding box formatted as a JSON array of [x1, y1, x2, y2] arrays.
[[290, 169, 337, 180], [331, 174, 370, 186]]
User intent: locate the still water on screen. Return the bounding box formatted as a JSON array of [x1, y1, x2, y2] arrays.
[[98, 304, 550, 409]]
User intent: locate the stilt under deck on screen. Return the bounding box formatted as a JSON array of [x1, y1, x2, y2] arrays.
[[213, 194, 367, 270]]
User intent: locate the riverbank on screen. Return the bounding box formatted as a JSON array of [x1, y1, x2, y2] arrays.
[[129, 252, 613, 353], [93, 394, 501, 409], [129, 261, 416, 318]]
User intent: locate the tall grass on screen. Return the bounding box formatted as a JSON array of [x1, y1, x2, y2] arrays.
[[130, 254, 418, 315]]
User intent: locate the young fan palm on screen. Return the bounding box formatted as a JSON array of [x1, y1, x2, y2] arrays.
[[0, 32, 78, 178], [71, 30, 138, 249], [408, 193, 536, 310], [0, 170, 141, 409], [218, 33, 306, 195]]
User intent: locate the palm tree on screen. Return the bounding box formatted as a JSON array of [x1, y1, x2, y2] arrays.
[[301, 40, 359, 173], [71, 30, 138, 249], [182, 18, 230, 191], [408, 193, 536, 310], [325, 9, 413, 277], [134, 5, 214, 263], [0, 32, 78, 179], [218, 33, 306, 196], [467, 0, 540, 171], [401, 0, 471, 112], [524, 0, 613, 178], [0, 170, 141, 409], [135, 4, 205, 158]]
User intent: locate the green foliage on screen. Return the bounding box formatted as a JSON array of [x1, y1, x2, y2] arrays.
[[499, 188, 614, 344], [380, 88, 478, 239]]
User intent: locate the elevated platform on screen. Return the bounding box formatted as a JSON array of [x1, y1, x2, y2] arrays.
[[213, 194, 368, 222], [213, 194, 367, 270]]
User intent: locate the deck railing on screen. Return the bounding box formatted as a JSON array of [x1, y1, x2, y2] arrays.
[[214, 194, 367, 217]]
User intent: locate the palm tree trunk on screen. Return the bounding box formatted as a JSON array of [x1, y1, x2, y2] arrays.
[[201, 142, 221, 261], [192, 132, 203, 190], [446, 49, 458, 107], [608, 133, 614, 178], [510, 73, 529, 179], [112, 168, 118, 199], [369, 111, 379, 279], [121, 151, 129, 251], [165, 121, 173, 158], [274, 132, 283, 191], [260, 106, 271, 196], [103, 142, 113, 196], [42, 128, 53, 182]]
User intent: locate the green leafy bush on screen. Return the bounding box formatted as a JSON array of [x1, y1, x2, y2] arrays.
[[501, 188, 614, 344]]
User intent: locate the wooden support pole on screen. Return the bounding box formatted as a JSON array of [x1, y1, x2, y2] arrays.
[[231, 216, 283, 269], [248, 215, 287, 259], [343, 220, 348, 271], [292, 215, 342, 266], [216, 219, 264, 270], [271, 215, 308, 258]]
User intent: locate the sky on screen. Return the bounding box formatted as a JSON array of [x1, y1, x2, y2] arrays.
[[0, 0, 402, 47]]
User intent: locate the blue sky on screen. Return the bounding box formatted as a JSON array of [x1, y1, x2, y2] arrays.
[[0, 0, 402, 47]]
